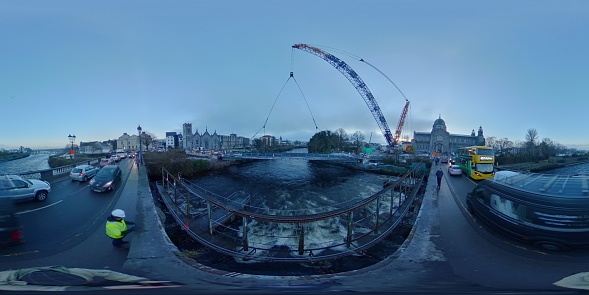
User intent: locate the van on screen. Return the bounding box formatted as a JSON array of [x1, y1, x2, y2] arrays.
[[466, 173, 589, 251]]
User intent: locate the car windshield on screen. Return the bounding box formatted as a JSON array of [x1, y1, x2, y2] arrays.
[[97, 169, 115, 178], [72, 168, 82, 173]]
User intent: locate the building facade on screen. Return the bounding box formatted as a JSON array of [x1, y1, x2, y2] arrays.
[[116, 133, 141, 152], [411, 116, 486, 156], [180, 123, 250, 151]]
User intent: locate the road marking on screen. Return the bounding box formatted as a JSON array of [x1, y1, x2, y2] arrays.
[[16, 200, 62, 215]]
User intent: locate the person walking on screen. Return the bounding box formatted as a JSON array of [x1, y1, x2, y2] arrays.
[[105, 209, 135, 248], [436, 167, 444, 190]]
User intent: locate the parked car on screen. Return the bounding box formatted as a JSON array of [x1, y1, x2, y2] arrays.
[[448, 164, 462, 176], [0, 197, 23, 246], [89, 165, 122, 193], [69, 165, 99, 182], [0, 174, 51, 202]]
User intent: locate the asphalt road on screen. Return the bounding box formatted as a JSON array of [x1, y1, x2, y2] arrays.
[[0, 158, 134, 266]]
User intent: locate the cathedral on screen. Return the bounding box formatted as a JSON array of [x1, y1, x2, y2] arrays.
[[411, 116, 486, 155], [181, 123, 249, 151]]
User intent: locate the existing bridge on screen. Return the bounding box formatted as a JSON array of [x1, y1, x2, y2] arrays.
[[221, 152, 360, 161]]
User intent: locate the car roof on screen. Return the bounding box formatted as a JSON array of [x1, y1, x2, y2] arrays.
[[100, 165, 119, 170]]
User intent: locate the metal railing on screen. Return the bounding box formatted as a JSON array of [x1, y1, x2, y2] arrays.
[[157, 165, 426, 262], [18, 158, 101, 181]]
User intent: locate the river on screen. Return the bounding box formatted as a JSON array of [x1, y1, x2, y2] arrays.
[[0, 154, 50, 174]]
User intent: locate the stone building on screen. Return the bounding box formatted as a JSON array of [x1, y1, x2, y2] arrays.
[[181, 123, 250, 151], [411, 116, 486, 156]]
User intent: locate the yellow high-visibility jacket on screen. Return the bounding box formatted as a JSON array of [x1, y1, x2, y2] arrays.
[[105, 216, 127, 239]]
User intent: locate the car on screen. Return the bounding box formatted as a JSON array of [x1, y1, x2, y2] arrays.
[[109, 155, 121, 162], [99, 158, 116, 167], [69, 165, 99, 182], [89, 165, 122, 193], [0, 174, 51, 202], [448, 165, 462, 176], [0, 197, 23, 246]]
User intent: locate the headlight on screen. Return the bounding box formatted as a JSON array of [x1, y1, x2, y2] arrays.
[[104, 181, 113, 187], [89, 179, 95, 185]]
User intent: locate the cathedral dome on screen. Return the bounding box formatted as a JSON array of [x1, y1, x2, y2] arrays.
[[433, 118, 446, 126], [432, 115, 447, 131]]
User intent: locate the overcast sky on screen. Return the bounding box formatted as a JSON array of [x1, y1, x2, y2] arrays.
[[1, 1, 588, 150]]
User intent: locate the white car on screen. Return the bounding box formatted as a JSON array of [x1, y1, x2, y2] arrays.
[[0, 174, 51, 202], [448, 165, 462, 176], [69, 165, 100, 182]]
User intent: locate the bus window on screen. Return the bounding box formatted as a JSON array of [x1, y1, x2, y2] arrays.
[[490, 194, 529, 222]]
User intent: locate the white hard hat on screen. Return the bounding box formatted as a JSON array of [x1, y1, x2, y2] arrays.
[[111, 209, 126, 218]]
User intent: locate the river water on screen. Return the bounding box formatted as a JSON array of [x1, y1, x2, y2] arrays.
[[0, 154, 50, 174]]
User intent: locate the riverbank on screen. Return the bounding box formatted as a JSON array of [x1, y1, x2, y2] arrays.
[[0, 152, 30, 163]]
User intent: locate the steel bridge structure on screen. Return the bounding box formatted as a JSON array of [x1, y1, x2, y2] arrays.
[[155, 166, 426, 262]]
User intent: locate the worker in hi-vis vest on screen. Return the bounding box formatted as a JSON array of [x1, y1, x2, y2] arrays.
[[105, 209, 135, 248]]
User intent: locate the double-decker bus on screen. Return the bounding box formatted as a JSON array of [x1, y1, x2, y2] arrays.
[[455, 146, 495, 180]]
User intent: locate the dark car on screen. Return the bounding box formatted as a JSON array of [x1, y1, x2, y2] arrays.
[[89, 165, 122, 193], [0, 197, 23, 246]]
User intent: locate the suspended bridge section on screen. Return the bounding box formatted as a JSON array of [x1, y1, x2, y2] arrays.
[[188, 152, 361, 161], [155, 166, 426, 263]]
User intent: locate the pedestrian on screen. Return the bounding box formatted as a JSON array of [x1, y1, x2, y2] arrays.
[[105, 209, 135, 248], [436, 167, 444, 190]]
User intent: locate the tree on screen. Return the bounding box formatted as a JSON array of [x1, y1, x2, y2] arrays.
[[141, 131, 157, 151], [485, 136, 496, 149], [335, 128, 349, 152], [496, 138, 513, 155], [525, 128, 539, 160], [351, 131, 365, 149], [308, 131, 338, 153]]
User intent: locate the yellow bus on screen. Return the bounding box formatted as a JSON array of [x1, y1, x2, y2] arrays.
[[455, 146, 495, 180]]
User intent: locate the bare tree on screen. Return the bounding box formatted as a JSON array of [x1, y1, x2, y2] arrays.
[[525, 128, 539, 159], [335, 128, 349, 151], [486, 136, 497, 149], [141, 131, 157, 151], [351, 131, 365, 148], [496, 138, 513, 155]]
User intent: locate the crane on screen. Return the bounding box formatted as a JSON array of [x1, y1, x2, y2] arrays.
[[292, 44, 396, 148]]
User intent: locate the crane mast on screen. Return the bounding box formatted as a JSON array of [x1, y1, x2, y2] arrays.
[[292, 44, 395, 148], [394, 100, 410, 146]]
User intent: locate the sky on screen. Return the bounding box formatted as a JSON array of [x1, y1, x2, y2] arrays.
[[1, 1, 588, 150]]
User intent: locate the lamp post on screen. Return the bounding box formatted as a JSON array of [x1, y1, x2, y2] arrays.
[[137, 125, 142, 165], [68, 134, 76, 163]]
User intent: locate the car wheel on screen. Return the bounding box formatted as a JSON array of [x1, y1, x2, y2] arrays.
[[35, 191, 48, 202], [533, 240, 569, 252], [83, 176, 87, 182]]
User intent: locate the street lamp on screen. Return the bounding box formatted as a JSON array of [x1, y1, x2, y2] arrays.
[[137, 125, 142, 165], [68, 134, 76, 163]]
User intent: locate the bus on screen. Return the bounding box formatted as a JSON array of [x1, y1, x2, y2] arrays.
[[466, 173, 589, 251], [455, 146, 495, 180]]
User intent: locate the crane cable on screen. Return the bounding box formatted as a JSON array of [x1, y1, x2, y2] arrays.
[[251, 50, 320, 140], [309, 44, 409, 103]]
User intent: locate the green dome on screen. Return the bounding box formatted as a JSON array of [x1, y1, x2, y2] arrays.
[[434, 118, 445, 126]]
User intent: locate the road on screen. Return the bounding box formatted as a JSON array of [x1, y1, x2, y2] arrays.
[[0, 158, 135, 269], [438, 165, 589, 290]]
